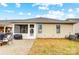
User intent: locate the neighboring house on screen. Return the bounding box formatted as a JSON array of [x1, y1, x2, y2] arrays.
[[0, 17, 77, 39]]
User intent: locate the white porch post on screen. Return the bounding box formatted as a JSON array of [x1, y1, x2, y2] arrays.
[[28, 24, 30, 39], [12, 24, 15, 35], [4, 26, 6, 33], [34, 24, 37, 39]]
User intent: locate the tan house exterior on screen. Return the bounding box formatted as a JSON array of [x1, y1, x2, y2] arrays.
[[37, 24, 74, 38], [66, 18, 79, 34], [73, 23, 79, 33], [0, 17, 77, 39]]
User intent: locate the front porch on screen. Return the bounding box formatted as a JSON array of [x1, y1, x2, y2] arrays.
[[0, 24, 12, 34], [0, 23, 37, 39], [13, 23, 36, 39]]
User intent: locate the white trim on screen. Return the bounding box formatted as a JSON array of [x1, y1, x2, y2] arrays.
[[28, 24, 30, 39], [28, 24, 36, 39], [34, 24, 37, 39]]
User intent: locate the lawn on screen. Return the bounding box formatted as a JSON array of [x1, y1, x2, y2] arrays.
[[29, 39, 79, 55]]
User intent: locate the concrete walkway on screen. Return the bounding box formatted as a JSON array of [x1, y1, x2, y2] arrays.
[[0, 39, 35, 55]]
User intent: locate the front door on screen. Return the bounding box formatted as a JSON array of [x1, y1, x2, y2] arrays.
[[28, 24, 36, 39]]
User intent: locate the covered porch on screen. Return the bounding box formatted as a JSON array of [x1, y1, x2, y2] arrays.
[[0, 24, 12, 34], [13, 23, 36, 39]]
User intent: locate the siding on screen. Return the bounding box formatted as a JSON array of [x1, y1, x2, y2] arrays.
[[37, 24, 74, 38], [73, 23, 79, 33]]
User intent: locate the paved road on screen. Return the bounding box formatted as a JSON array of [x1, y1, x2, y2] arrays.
[[0, 39, 35, 55]]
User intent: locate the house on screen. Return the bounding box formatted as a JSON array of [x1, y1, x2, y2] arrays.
[[0, 17, 77, 39], [66, 18, 79, 34]]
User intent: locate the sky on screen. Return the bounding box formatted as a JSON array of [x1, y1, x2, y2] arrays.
[[0, 3, 79, 20]]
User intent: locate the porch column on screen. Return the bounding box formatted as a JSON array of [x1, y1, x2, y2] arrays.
[[28, 24, 30, 38], [34, 24, 37, 39], [4, 26, 6, 33], [12, 24, 15, 35]]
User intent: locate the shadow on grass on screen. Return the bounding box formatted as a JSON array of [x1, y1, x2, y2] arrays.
[[66, 38, 79, 42]]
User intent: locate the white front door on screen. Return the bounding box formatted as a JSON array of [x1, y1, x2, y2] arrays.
[[28, 24, 36, 39]]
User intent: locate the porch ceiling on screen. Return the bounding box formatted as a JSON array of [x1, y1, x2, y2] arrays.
[[0, 23, 12, 27]]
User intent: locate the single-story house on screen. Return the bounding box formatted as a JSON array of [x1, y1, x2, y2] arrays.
[[0, 17, 78, 39]]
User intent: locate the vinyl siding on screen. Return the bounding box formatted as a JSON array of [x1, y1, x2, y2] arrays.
[[37, 24, 74, 38], [73, 23, 79, 33]]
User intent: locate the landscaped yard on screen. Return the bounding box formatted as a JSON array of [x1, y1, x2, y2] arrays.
[[29, 39, 79, 55]]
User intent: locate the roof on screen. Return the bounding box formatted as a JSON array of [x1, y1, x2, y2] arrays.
[[66, 18, 79, 22], [0, 17, 76, 24]]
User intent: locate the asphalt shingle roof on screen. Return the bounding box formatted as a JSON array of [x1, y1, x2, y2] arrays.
[[66, 18, 79, 22], [0, 17, 76, 24]]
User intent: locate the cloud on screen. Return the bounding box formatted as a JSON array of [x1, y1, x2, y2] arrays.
[[16, 3, 21, 8], [35, 10, 77, 20], [32, 3, 48, 7], [27, 13, 31, 16], [36, 12, 76, 20], [32, 3, 49, 10], [43, 10, 77, 19], [4, 10, 14, 13], [36, 10, 65, 19], [0, 3, 8, 7], [48, 10, 64, 16], [32, 3, 40, 7], [48, 10, 78, 19], [68, 9, 73, 12], [32, 3, 63, 10], [61, 9, 64, 11], [46, 10, 64, 19], [19, 12, 24, 15], [32, 3, 63, 6], [51, 3, 63, 7], [59, 3, 63, 7], [66, 13, 76, 18], [38, 6, 49, 10], [77, 8, 79, 12], [35, 15, 41, 17]]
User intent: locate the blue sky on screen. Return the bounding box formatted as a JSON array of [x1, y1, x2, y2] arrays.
[[0, 3, 79, 20]]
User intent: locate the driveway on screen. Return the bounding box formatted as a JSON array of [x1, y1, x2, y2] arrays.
[[0, 39, 35, 55]]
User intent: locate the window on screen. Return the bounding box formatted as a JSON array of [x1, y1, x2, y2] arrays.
[[30, 24, 34, 36], [30, 29, 34, 36], [20, 25, 28, 33], [38, 24, 42, 33], [30, 24, 34, 28], [56, 24, 60, 33]]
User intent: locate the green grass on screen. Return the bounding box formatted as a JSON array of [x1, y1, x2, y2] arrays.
[[29, 39, 79, 55]]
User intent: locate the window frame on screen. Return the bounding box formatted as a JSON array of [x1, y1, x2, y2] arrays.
[[20, 25, 28, 33], [56, 24, 60, 33], [38, 24, 42, 33]]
